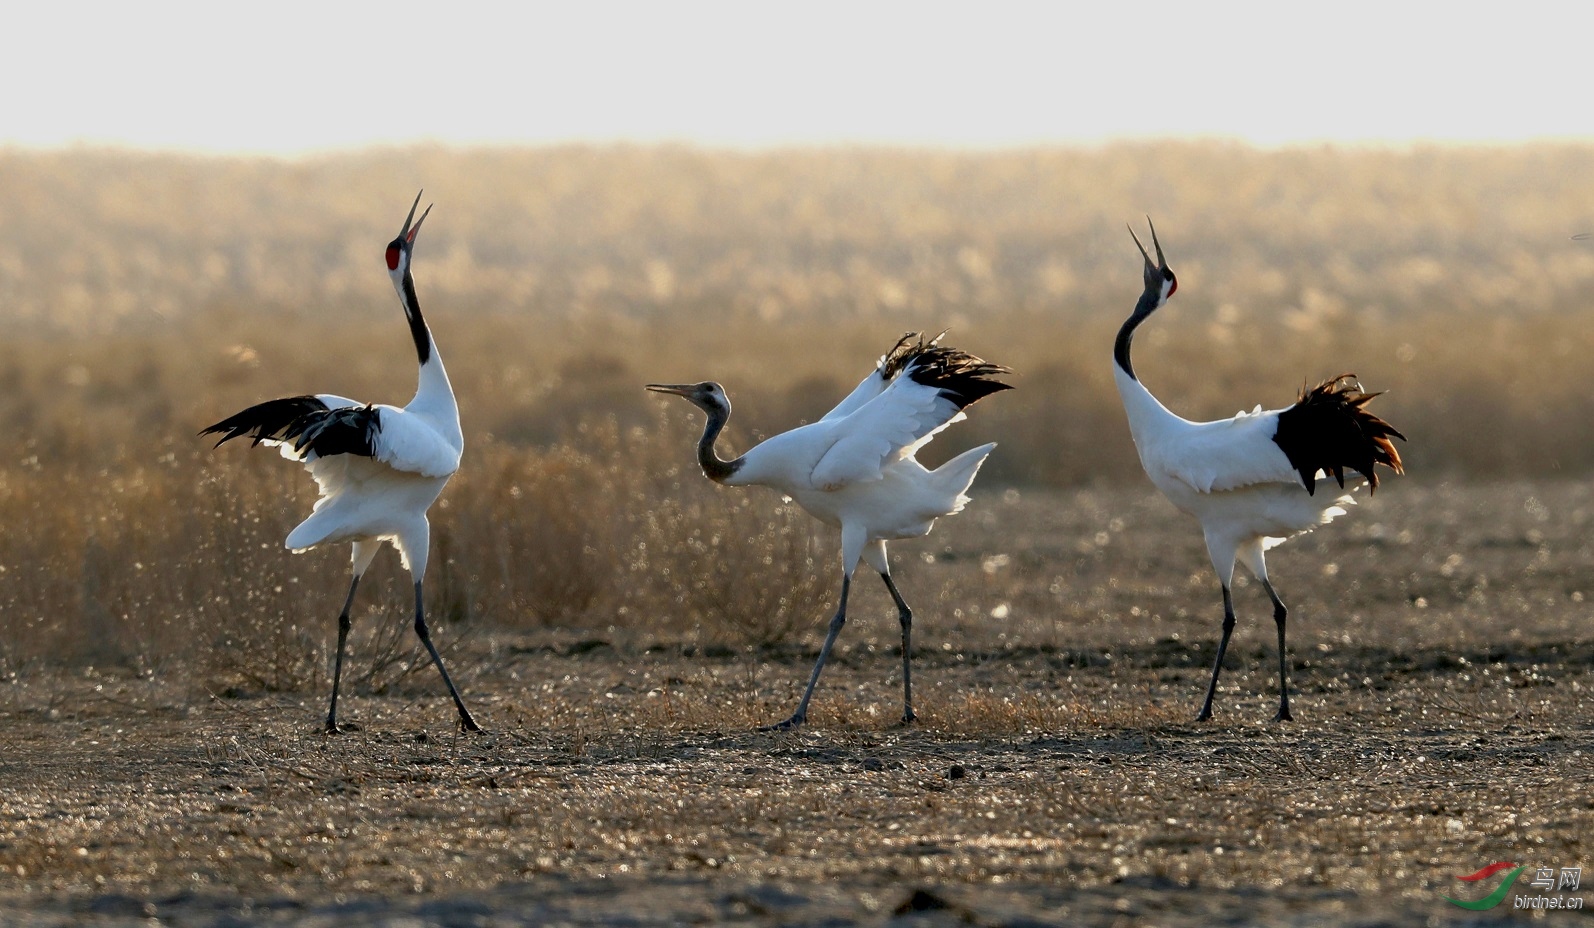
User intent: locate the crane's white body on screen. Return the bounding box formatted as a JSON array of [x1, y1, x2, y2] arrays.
[[1114, 364, 1356, 587], [277, 358, 462, 575]]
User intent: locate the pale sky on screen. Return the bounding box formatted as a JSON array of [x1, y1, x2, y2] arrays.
[[5, 1, 1589, 154]]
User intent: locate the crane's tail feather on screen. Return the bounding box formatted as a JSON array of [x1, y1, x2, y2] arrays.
[[882, 332, 1014, 409], [933, 442, 997, 514], [1272, 374, 1405, 495]]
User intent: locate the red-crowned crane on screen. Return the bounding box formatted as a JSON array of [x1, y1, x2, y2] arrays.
[[201, 193, 479, 734], [1114, 220, 1405, 722], [648, 333, 1012, 730]]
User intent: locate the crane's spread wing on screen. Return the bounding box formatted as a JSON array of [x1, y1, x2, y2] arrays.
[[818, 332, 925, 422], [203, 394, 377, 462], [808, 338, 1010, 490], [201, 395, 359, 453], [201, 395, 458, 479]]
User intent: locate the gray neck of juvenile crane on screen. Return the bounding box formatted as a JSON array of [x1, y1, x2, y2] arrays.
[[697, 401, 743, 483]]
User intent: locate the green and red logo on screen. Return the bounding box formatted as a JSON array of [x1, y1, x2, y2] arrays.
[[1444, 862, 1525, 910]]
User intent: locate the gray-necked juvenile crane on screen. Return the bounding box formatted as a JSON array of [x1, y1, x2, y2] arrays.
[[201, 193, 479, 734], [648, 333, 1011, 730], [1114, 220, 1405, 722]]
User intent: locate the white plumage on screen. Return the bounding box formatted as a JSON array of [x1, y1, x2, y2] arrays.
[[283, 393, 461, 478], [1113, 220, 1405, 722], [202, 193, 480, 734], [649, 333, 1011, 730], [1117, 381, 1358, 561], [281, 394, 461, 564]]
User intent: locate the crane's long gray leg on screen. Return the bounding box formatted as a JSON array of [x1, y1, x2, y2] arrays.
[[1195, 585, 1237, 722], [763, 574, 851, 731], [324, 575, 362, 734], [412, 579, 482, 733], [879, 571, 916, 724], [1261, 579, 1292, 722]]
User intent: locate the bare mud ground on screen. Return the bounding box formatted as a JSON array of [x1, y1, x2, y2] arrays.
[[1, 482, 1591, 926]]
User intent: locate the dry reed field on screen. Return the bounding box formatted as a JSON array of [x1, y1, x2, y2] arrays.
[[0, 145, 1591, 924]]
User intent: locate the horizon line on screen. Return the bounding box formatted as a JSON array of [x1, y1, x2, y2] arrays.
[[7, 134, 1594, 161]]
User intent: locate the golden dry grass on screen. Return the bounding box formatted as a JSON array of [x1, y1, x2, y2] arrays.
[[0, 141, 1591, 679]]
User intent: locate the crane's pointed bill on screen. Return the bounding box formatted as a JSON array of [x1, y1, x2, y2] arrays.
[[1129, 224, 1154, 270], [1146, 216, 1166, 267], [645, 383, 695, 397], [386, 191, 428, 270], [398, 190, 423, 239], [407, 203, 432, 244]]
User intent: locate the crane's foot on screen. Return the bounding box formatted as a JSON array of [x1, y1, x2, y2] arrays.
[[458, 714, 484, 734], [1272, 706, 1294, 723], [897, 709, 918, 727], [759, 712, 806, 732], [1194, 708, 1214, 723], [324, 720, 362, 735]]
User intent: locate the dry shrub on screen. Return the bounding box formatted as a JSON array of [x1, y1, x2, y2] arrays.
[[0, 448, 319, 686], [438, 409, 835, 646], [0, 444, 469, 694], [0, 411, 841, 685]]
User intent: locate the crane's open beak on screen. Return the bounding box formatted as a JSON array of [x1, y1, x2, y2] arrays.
[[1128, 217, 1167, 274], [398, 190, 431, 244], [645, 383, 695, 397]]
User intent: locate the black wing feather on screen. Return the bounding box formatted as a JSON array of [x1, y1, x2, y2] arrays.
[[1272, 374, 1405, 495], [200, 396, 329, 448], [201, 396, 382, 460], [889, 332, 1013, 409]]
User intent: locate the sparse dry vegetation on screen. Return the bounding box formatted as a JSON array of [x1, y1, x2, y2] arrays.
[[1, 483, 1590, 926], [0, 145, 1591, 924]]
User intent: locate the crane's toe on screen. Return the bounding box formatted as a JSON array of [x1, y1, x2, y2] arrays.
[[1272, 707, 1294, 723], [759, 713, 806, 732]]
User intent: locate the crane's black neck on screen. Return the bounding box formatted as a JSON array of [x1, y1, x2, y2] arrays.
[[697, 401, 744, 483], [1113, 290, 1161, 381], [401, 269, 433, 365]]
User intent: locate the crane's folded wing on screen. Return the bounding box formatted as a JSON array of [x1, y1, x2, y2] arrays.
[[363, 406, 462, 478], [1159, 406, 1305, 494]]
